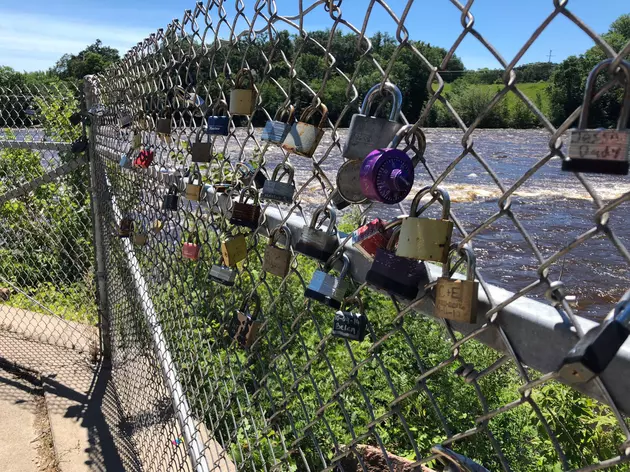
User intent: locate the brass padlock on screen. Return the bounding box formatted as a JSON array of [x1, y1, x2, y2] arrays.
[[295, 205, 339, 262], [333, 296, 368, 342], [281, 103, 328, 158], [562, 58, 630, 175], [261, 162, 296, 204], [434, 245, 479, 323], [229, 68, 256, 116], [221, 234, 247, 267], [229, 187, 261, 229], [262, 226, 293, 278], [304, 253, 351, 309], [227, 295, 261, 349], [131, 222, 148, 246], [185, 169, 203, 201], [397, 186, 454, 263]]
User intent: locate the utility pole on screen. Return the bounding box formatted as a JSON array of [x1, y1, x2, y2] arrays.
[[547, 49, 555, 63]]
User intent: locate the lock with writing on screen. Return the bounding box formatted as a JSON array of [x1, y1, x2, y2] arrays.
[[209, 264, 237, 286], [119, 154, 132, 169], [360, 125, 417, 204], [281, 104, 328, 158], [227, 294, 261, 349], [118, 217, 133, 238], [397, 186, 454, 263], [182, 235, 201, 261], [162, 184, 180, 211], [366, 226, 429, 300], [262, 105, 295, 144], [333, 296, 368, 342], [191, 142, 211, 163], [435, 245, 479, 324], [134, 147, 154, 169], [229, 69, 256, 115], [230, 187, 261, 229], [343, 82, 403, 160], [261, 163, 296, 204], [352, 218, 399, 261], [221, 234, 247, 267], [558, 289, 630, 384], [263, 226, 293, 278], [131, 222, 148, 246], [185, 169, 203, 201], [295, 205, 339, 262], [304, 253, 351, 310], [206, 101, 230, 135], [563, 58, 630, 175]]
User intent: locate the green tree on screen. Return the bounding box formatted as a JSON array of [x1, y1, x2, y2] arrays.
[[51, 39, 120, 83]]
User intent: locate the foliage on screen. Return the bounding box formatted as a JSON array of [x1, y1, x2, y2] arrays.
[[51, 39, 120, 84]]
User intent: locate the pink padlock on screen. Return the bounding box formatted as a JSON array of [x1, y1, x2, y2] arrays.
[[182, 237, 201, 261]]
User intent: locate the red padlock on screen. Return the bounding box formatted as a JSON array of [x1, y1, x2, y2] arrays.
[[351, 218, 400, 261], [134, 147, 154, 168], [182, 236, 201, 261]]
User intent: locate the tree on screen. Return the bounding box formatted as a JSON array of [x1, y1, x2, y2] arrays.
[[51, 40, 120, 82]]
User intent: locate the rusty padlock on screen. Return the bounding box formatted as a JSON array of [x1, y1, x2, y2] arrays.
[[229, 187, 261, 229], [185, 169, 203, 201], [182, 235, 201, 261], [227, 294, 261, 349], [221, 234, 247, 267], [262, 225, 293, 278], [261, 162, 296, 204], [229, 69, 256, 115], [281, 103, 328, 158], [435, 245, 479, 324], [304, 253, 350, 310], [295, 205, 339, 262], [262, 105, 295, 144], [397, 186, 454, 263], [333, 296, 368, 342]]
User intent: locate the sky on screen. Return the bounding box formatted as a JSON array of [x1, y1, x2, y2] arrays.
[[1, 0, 628, 73]]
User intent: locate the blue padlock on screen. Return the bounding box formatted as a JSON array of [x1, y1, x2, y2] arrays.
[[119, 154, 132, 169], [261, 105, 295, 144], [206, 101, 230, 136]]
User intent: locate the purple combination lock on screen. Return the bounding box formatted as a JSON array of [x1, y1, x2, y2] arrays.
[[360, 148, 414, 204]]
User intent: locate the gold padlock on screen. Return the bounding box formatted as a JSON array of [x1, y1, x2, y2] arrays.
[[221, 234, 247, 267], [262, 226, 293, 278], [229, 68, 256, 115], [435, 245, 479, 323], [185, 168, 203, 201], [397, 186, 454, 263]]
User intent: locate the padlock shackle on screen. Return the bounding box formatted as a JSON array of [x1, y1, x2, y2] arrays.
[[271, 162, 295, 183], [385, 225, 402, 251], [340, 295, 364, 314], [431, 445, 489, 472], [299, 103, 328, 129], [579, 59, 630, 130], [360, 82, 403, 122], [273, 104, 296, 124], [240, 293, 261, 319], [167, 184, 179, 195], [325, 253, 350, 279], [189, 168, 202, 185], [309, 205, 337, 235], [409, 186, 451, 219], [234, 68, 255, 90], [443, 244, 477, 280], [211, 99, 229, 116], [269, 225, 293, 249], [239, 186, 259, 204]]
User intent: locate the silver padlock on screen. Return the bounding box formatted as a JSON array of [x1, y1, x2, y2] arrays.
[[209, 264, 237, 286], [262, 105, 295, 144], [336, 159, 367, 204], [261, 163, 296, 204], [229, 68, 256, 116], [562, 58, 630, 175], [281, 103, 328, 158], [262, 225, 293, 278], [343, 82, 403, 160], [304, 253, 351, 309], [295, 206, 339, 262]]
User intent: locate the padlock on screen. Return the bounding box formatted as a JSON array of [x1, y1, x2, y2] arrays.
[[185, 169, 203, 201], [206, 101, 230, 135], [182, 236, 201, 261], [262, 226, 293, 278], [434, 245, 479, 323], [558, 289, 630, 384], [162, 184, 179, 211], [134, 147, 154, 169], [70, 112, 83, 126], [295, 206, 339, 262], [229, 68, 256, 115], [281, 104, 328, 158], [366, 227, 429, 300], [563, 58, 630, 175], [331, 189, 351, 211], [304, 254, 350, 310], [431, 445, 490, 472], [119, 154, 132, 169], [332, 297, 367, 342], [132, 224, 148, 246], [397, 186, 454, 263], [71, 137, 88, 153], [234, 162, 267, 189], [262, 105, 295, 144], [209, 264, 237, 286], [153, 219, 164, 233], [343, 82, 403, 160], [351, 218, 399, 261], [191, 142, 211, 163], [360, 126, 415, 204], [230, 187, 261, 229], [336, 159, 367, 204], [131, 133, 142, 152], [221, 234, 247, 267], [227, 295, 261, 348], [118, 217, 133, 238], [261, 163, 296, 204], [118, 110, 133, 128], [156, 117, 171, 135]]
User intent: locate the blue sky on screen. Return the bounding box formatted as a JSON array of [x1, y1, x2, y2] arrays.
[[1, 0, 628, 72]]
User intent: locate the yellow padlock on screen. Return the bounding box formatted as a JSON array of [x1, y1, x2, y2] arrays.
[[221, 234, 247, 267], [397, 186, 454, 263], [434, 245, 479, 323], [185, 169, 203, 201], [229, 68, 256, 115]]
